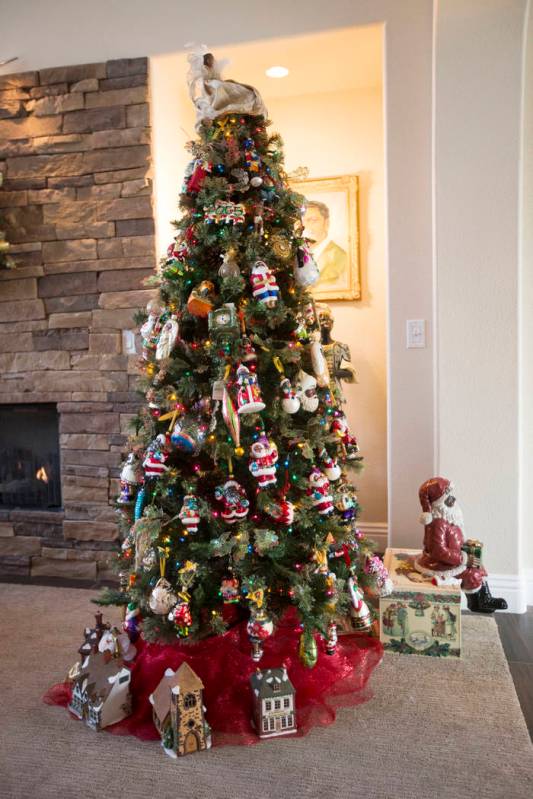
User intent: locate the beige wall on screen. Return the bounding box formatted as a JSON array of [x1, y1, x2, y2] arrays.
[[268, 88, 387, 525]]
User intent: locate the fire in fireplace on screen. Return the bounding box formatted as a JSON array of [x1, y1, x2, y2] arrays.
[[0, 404, 61, 509]]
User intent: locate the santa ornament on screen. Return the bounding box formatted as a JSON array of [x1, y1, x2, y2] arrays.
[[178, 494, 201, 534], [250, 260, 280, 308], [236, 364, 266, 414], [214, 479, 250, 523], [347, 575, 372, 631], [330, 411, 359, 459], [143, 435, 169, 478], [415, 477, 507, 613], [306, 467, 334, 516], [249, 434, 278, 489]]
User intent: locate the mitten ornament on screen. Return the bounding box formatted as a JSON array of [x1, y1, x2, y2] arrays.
[[214, 479, 250, 523], [250, 260, 280, 308], [236, 364, 266, 414], [306, 466, 334, 516], [178, 494, 201, 534], [249, 434, 278, 489], [280, 377, 300, 414]]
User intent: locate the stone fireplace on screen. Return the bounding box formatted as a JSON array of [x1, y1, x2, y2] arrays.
[[0, 57, 156, 581]]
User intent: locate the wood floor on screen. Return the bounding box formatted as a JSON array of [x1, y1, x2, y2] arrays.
[[496, 608, 533, 740]]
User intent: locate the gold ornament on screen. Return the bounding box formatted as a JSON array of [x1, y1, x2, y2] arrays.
[[298, 629, 318, 668], [270, 233, 292, 260]]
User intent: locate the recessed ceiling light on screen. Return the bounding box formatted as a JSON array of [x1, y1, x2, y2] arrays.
[[266, 66, 289, 79]]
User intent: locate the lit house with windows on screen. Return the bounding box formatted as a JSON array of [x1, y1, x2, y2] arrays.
[[149, 662, 212, 757], [250, 667, 296, 738], [68, 651, 132, 731]]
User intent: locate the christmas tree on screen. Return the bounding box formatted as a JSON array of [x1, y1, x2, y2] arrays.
[[99, 51, 390, 666]]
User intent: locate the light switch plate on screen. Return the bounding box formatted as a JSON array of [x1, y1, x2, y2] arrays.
[[122, 329, 137, 355], [406, 319, 426, 348]]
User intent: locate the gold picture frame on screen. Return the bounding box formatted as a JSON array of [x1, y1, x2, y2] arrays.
[[289, 174, 360, 301]]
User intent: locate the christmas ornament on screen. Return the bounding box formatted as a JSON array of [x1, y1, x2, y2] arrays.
[[249, 434, 278, 489], [218, 249, 241, 278], [187, 280, 215, 317], [214, 479, 250, 523], [143, 435, 169, 478], [322, 453, 342, 482], [140, 300, 163, 360], [326, 620, 338, 656], [211, 299, 239, 342], [230, 167, 250, 191], [348, 575, 372, 631], [133, 513, 161, 571], [149, 578, 177, 615], [239, 336, 257, 364], [178, 493, 201, 533], [236, 363, 266, 414], [124, 603, 141, 643], [220, 576, 240, 603], [263, 496, 295, 525], [168, 591, 193, 636], [294, 242, 320, 287], [250, 175, 263, 187], [250, 260, 280, 308], [298, 629, 318, 668], [295, 370, 319, 412], [204, 198, 245, 225], [186, 158, 212, 193], [253, 528, 279, 554], [280, 376, 300, 414], [222, 386, 241, 445], [171, 416, 205, 455], [364, 554, 394, 597], [309, 330, 330, 388], [270, 232, 292, 260], [254, 210, 264, 236], [334, 482, 358, 526], [155, 314, 179, 361], [118, 452, 143, 504], [246, 588, 274, 662], [306, 467, 334, 515], [331, 411, 359, 459]]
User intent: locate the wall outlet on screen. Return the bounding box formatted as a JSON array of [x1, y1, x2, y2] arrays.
[[406, 319, 426, 348]]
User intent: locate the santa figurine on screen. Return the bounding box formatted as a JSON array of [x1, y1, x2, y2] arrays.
[[178, 494, 201, 534], [306, 466, 334, 516], [250, 260, 280, 308], [330, 411, 359, 459], [347, 575, 372, 631], [214, 479, 250, 523], [236, 364, 266, 414], [249, 434, 278, 489], [414, 477, 507, 613]]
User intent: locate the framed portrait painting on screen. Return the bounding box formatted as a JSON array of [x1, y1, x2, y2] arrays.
[[289, 174, 360, 301]]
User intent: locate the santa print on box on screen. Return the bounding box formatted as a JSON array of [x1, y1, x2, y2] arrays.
[[415, 477, 507, 613]]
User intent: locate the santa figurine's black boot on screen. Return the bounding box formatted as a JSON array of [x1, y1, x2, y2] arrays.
[[466, 582, 508, 614]]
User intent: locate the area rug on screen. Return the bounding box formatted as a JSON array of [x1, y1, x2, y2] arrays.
[[0, 584, 532, 799]]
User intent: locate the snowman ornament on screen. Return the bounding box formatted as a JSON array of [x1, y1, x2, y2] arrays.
[[306, 466, 334, 516], [250, 260, 280, 308], [249, 434, 278, 489]]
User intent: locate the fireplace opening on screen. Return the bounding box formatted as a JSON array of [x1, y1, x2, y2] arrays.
[[0, 404, 61, 510]]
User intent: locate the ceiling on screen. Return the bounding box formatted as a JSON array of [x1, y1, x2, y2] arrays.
[[166, 24, 383, 103]]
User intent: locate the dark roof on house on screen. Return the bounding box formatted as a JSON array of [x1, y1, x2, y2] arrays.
[[250, 667, 295, 699]]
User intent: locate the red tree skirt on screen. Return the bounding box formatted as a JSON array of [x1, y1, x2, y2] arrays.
[[44, 612, 383, 746]]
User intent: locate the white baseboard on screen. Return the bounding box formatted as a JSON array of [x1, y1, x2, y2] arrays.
[[480, 571, 533, 614], [357, 522, 388, 553]]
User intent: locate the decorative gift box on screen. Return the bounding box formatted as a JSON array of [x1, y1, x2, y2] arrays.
[[379, 548, 461, 657]]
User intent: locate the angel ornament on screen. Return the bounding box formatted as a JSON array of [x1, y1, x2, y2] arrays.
[[187, 50, 268, 130], [155, 314, 179, 361]]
